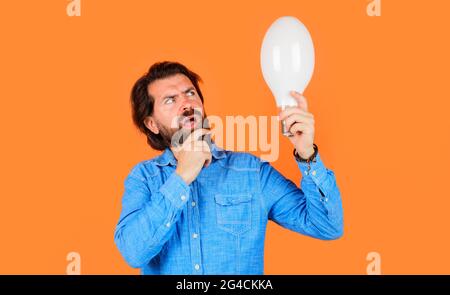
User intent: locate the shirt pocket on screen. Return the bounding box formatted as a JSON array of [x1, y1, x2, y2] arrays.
[[214, 194, 252, 235]]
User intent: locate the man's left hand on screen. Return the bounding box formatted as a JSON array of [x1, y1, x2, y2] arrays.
[[278, 91, 315, 159]]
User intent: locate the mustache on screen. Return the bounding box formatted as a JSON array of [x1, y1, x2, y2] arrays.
[[177, 108, 203, 125], [180, 108, 202, 119], [172, 107, 212, 147]]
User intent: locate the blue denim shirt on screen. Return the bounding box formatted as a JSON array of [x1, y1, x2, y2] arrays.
[[114, 143, 343, 274]]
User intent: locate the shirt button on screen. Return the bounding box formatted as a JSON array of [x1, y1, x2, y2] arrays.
[[325, 198, 329, 202], [191, 201, 196, 207], [181, 195, 186, 201], [192, 233, 198, 239], [305, 170, 308, 175], [311, 170, 316, 176], [194, 264, 200, 270], [166, 222, 171, 227]]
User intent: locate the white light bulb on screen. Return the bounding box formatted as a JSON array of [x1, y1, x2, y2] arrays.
[[260, 16, 315, 136]]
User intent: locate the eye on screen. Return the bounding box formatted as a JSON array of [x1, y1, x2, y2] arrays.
[[187, 90, 196, 96], [164, 97, 175, 104]]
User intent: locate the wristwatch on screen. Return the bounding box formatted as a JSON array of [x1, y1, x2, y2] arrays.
[[293, 143, 318, 163]]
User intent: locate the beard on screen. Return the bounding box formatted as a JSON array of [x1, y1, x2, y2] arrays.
[[155, 107, 211, 149]]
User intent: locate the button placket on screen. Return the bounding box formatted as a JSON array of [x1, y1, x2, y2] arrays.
[[189, 182, 202, 274]]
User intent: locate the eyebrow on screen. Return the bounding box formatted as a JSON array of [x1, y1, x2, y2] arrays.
[[161, 87, 195, 101]]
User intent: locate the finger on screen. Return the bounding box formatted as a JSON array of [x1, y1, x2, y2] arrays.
[[283, 113, 314, 130], [199, 140, 211, 153], [198, 141, 212, 167], [204, 151, 212, 167], [279, 107, 313, 121], [184, 128, 211, 145], [190, 139, 211, 152], [290, 91, 308, 112], [289, 122, 313, 135]]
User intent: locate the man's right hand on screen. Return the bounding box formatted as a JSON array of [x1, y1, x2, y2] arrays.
[[172, 128, 212, 185]]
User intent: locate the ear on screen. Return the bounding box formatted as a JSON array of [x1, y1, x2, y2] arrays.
[[144, 116, 159, 134]]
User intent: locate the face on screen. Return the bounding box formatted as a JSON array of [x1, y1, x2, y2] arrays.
[[144, 74, 205, 147]]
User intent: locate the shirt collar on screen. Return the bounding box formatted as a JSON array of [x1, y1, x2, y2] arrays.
[[154, 141, 227, 167]]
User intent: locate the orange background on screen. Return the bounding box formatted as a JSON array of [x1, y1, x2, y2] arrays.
[[1, 0, 449, 274]]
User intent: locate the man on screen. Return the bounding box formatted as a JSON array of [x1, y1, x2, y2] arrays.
[[114, 61, 343, 274]]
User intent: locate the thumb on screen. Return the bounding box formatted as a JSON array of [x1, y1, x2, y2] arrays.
[[291, 91, 308, 112]]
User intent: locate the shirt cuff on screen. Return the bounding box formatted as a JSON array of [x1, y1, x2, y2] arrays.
[[295, 152, 328, 184], [159, 171, 191, 209]]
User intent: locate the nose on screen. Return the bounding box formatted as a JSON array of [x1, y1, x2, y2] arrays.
[[179, 94, 193, 112]]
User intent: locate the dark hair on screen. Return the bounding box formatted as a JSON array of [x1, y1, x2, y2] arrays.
[[130, 61, 204, 151]]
